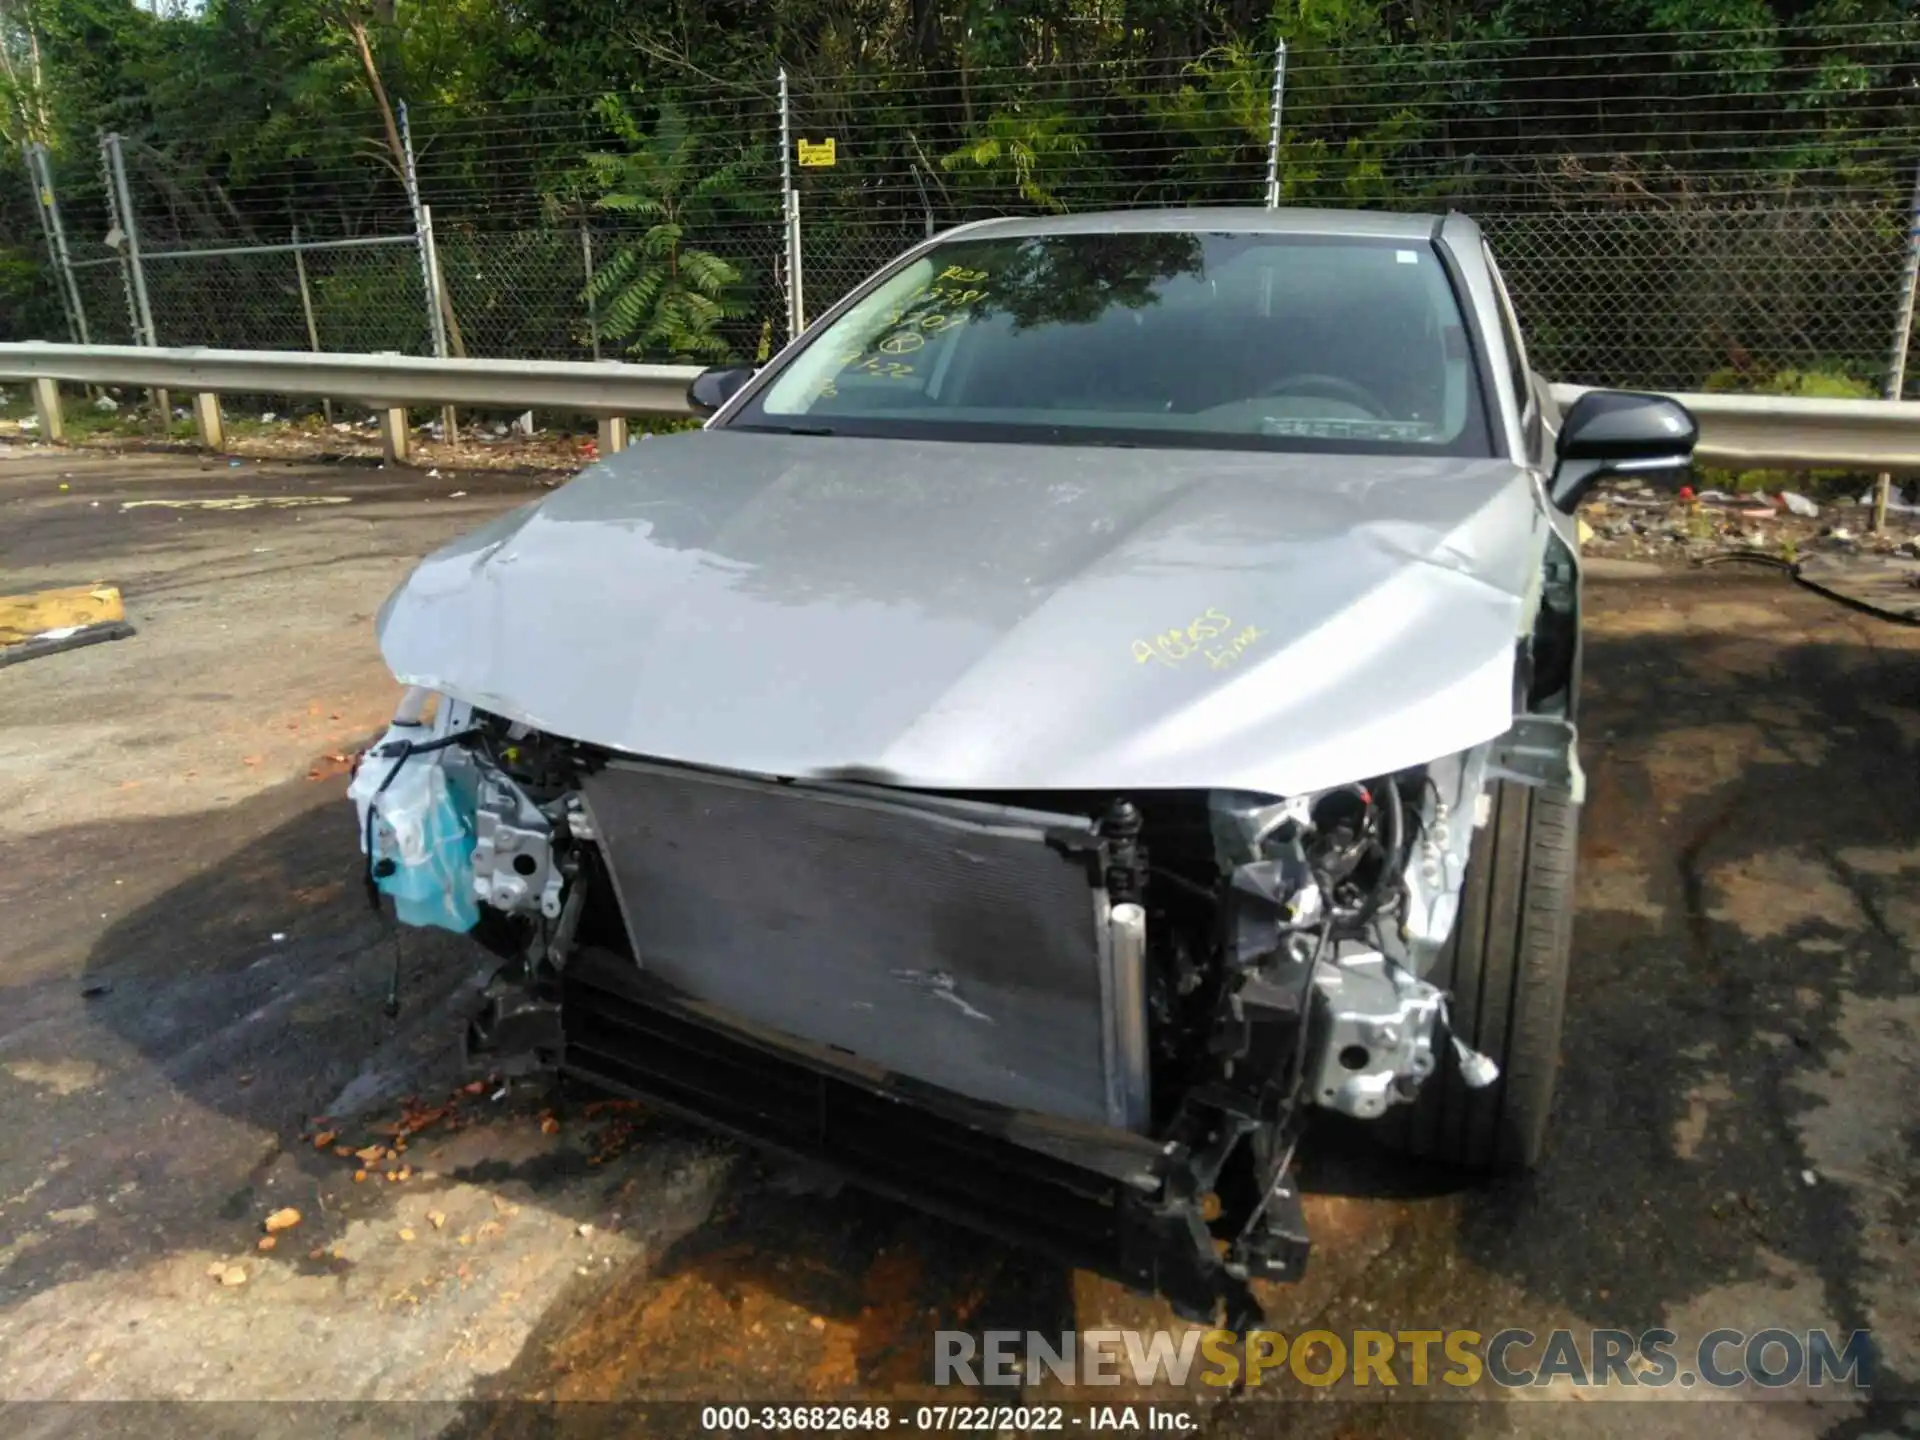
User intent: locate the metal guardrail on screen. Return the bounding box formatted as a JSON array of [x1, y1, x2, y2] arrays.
[[0, 342, 702, 460], [6, 343, 1920, 476]]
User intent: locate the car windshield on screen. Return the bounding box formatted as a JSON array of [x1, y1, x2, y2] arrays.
[[731, 228, 1493, 456]]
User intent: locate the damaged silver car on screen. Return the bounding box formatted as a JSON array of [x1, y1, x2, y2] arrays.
[[350, 208, 1696, 1326]]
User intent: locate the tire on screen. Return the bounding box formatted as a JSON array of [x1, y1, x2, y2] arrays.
[[1394, 778, 1579, 1173]]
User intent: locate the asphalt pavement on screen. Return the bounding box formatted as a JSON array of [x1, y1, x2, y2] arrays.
[[0, 443, 1915, 1439]]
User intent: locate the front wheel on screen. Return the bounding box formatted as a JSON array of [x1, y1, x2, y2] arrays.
[[1393, 779, 1579, 1173]]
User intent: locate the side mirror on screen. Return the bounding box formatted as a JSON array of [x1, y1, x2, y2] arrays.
[[687, 365, 755, 417], [1548, 390, 1697, 512]]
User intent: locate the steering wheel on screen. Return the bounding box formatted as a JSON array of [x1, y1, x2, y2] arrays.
[[1259, 373, 1390, 417]]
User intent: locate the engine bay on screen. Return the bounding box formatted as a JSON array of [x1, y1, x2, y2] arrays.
[[349, 693, 1534, 1325]]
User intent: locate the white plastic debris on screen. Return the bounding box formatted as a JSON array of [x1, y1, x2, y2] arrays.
[[93, 394, 119, 413], [448, 490, 467, 499], [1780, 491, 1820, 518], [19, 417, 38, 432], [270, 932, 286, 943], [1801, 1169, 1818, 1187], [491, 423, 509, 437], [426, 468, 442, 479], [331, 421, 352, 433], [512, 410, 534, 436], [261, 411, 278, 423]]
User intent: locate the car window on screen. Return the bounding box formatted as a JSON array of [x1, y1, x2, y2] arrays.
[[733, 231, 1494, 457]]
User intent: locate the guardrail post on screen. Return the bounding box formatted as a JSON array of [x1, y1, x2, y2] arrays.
[[192, 392, 224, 451], [378, 408, 411, 465], [31, 378, 64, 441], [597, 416, 628, 456]]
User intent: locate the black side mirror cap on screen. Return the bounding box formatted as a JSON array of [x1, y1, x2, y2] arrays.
[[687, 365, 755, 417], [1548, 389, 1698, 512]]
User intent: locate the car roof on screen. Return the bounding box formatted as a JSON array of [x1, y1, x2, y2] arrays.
[[942, 207, 1464, 243]]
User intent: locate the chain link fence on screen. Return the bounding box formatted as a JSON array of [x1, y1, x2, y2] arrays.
[[10, 28, 1920, 394]]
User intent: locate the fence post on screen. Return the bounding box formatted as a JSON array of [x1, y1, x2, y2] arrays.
[[290, 223, 333, 425], [581, 221, 600, 361], [1264, 38, 1288, 209], [398, 100, 456, 444], [23, 144, 90, 344], [780, 67, 803, 339], [1874, 161, 1920, 533], [101, 132, 168, 425]]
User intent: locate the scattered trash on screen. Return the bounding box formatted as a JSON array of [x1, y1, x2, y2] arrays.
[[261, 411, 278, 423], [576, 1222, 595, 1238], [491, 422, 509, 437], [331, 422, 353, 433], [93, 395, 119, 413], [426, 468, 441, 479], [270, 932, 286, 942], [1801, 1169, 1818, 1187], [448, 490, 466, 499], [311, 1130, 337, 1149], [257, 1236, 276, 1252], [512, 410, 534, 436], [228, 459, 243, 468], [18, 417, 37, 432], [399, 1228, 416, 1242], [428, 1211, 447, 1230], [491, 1085, 508, 1102], [1677, 484, 1694, 501], [206, 1263, 248, 1287], [1780, 491, 1820, 518], [263, 1207, 302, 1233]]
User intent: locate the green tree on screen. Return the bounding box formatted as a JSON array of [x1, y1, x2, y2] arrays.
[[581, 98, 749, 362]]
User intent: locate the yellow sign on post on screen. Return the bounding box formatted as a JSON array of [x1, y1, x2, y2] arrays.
[[796, 138, 837, 167]]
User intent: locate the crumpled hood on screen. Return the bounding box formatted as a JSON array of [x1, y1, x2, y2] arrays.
[[378, 430, 1548, 797]]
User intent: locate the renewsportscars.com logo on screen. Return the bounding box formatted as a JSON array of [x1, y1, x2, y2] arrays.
[[934, 1328, 1876, 1393]]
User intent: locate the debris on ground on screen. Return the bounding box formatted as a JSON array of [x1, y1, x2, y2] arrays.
[[263, 1207, 302, 1234], [0, 584, 136, 668], [1582, 477, 1920, 568]]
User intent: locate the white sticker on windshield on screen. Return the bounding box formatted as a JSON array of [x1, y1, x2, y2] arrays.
[[1395, 249, 1419, 264]]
